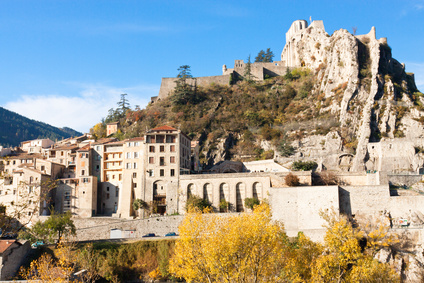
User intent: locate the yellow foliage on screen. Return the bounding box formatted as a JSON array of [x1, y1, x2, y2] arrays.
[[20, 242, 80, 283], [169, 203, 287, 283], [148, 267, 162, 280]]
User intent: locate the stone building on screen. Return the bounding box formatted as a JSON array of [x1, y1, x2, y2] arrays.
[[0, 239, 31, 280]]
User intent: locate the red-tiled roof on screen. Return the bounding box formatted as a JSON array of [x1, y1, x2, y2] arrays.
[[150, 125, 177, 131], [77, 145, 91, 151], [92, 138, 118, 145], [0, 240, 16, 254], [127, 137, 145, 141]]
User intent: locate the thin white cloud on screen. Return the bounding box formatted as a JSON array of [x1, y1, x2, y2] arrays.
[[4, 83, 158, 133], [405, 62, 424, 92]]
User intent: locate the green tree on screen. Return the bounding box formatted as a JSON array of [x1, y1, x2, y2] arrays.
[[24, 211, 76, 244], [185, 195, 211, 212], [292, 161, 318, 171], [244, 197, 260, 210], [244, 55, 254, 82], [255, 48, 274, 62], [117, 93, 130, 116]]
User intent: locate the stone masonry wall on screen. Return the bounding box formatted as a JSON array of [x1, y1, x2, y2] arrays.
[[157, 75, 231, 100], [73, 216, 184, 241], [270, 185, 339, 241]]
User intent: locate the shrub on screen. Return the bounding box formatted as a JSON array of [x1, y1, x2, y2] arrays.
[[285, 173, 300, 186], [292, 161, 318, 171], [185, 195, 211, 212], [244, 197, 260, 210]]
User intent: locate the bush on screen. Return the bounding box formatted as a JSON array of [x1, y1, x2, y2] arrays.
[[185, 195, 211, 212], [244, 197, 260, 210], [292, 161, 318, 171], [285, 173, 300, 186]]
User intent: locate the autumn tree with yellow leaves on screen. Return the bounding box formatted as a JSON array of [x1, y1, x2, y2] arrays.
[[170, 203, 288, 283], [170, 204, 400, 283]]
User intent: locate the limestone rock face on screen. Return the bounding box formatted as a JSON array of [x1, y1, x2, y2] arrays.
[[279, 20, 424, 173]]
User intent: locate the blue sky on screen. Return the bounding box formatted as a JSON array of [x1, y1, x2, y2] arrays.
[[0, 0, 423, 133]]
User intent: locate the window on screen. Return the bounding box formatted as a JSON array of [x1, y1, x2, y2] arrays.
[[133, 172, 137, 178], [160, 169, 165, 176], [148, 170, 154, 177], [170, 156, 175, 163], [13, 190, 16, 195], [171, 169, 175, 177], [166, 135, 175, 143], [149, 146, 155, 153], [126, 163, 132, 169], [107, 193, 110, 199], [112, 175, 115, 179], [134, 142, 139, 146], [134, 152, 139, 158], [119, 174, 122, 181], [133, 162, 137, 169], [170, 145, 175, 152], [149, 157, 154, 164], [116, 187, 119, 197], [96, 146, 101, 151], [160, 157, 165, 166], [134, 183, 137, 188], [160, 145, 165, 152], [81, 170, 85, 176], [126, 152, 131, 159], [41, 165, 45, 171], [106, 175, 110, 181], [96, 165, 100, 170]]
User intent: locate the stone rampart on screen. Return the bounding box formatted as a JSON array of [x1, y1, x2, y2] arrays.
[[157, 75, 231, 100], [339, 185, 390, 216], [387, 173, 423, 187], [73, 216, 184, 241], [270, 185, 339, 241]]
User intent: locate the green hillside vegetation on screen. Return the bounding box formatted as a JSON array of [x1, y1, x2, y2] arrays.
[[91, 68, 341, 165], [0, 107, 82, 147]]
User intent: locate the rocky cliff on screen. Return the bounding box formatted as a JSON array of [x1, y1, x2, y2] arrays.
[[278, 21, 424, 173]]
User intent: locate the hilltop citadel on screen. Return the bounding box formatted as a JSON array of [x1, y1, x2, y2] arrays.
[[1, 19, 424, 279]]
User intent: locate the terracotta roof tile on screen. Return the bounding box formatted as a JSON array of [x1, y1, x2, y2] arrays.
[[150, 125, 177, 131], [0, 240, 16, 254], [127, 137, 145, 141]]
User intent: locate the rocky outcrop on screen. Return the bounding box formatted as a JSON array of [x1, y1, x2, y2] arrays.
[[280, 20, 424, 173]]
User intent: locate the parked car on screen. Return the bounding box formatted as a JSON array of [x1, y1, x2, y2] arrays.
[[142, 233, 156, 238], [31, 241, 45, 248], [165, 232, 178, 237]]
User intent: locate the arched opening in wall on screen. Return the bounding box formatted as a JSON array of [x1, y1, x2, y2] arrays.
[[187, 183, 195, 199], [219, 183, 229, 212], [253, 182, 263, 200], [236, 182, 246, 212], [203, 183, 212, 203], [153, 180, 166, 215]]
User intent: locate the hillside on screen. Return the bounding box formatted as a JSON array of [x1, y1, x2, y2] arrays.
[[0, 107, 82, 147], [92, 22, 423, 172]]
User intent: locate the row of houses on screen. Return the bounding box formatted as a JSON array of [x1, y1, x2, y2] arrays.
[[0, 125, 293, 224]]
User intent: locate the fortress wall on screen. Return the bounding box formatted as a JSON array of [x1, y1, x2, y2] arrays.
[[270, 185, 339, 241], [337, 173, 368, 185], [387, 174, 423, 186], [157, 75, 231, 100], [388, 196, 424, 220], [339, 185, 390, 216], [73, 216, 184, 241]]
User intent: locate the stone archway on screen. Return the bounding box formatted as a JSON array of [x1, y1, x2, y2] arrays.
[[153, 180, 166, 215], [187, 183, 195, 199], [203, 183, 213, 203], [253, 182, 263, 200], [236, 182, 246, 212]]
